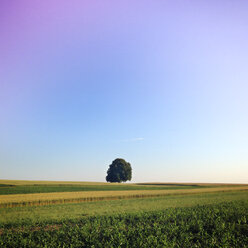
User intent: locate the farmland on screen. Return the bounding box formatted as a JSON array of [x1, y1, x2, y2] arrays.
[[0, 180, 248, 247], [0, 182, 204, 195]]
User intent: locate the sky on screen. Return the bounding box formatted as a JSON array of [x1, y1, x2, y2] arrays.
[[0, 0, 248, 183]]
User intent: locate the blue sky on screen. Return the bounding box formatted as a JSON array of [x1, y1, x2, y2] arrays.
[[0, 0, 248, 183]]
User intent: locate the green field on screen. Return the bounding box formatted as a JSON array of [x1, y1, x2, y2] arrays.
[[1, 201, 248, 247], [0, 183, 204, 195], [0, 180, 247, 247]]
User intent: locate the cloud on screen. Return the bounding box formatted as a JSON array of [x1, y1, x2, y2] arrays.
[[120, 137, 144, 142]]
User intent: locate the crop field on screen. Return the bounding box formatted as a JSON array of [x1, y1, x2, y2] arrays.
[[0, 180, 247, 247], [0, 182, 205, 195]]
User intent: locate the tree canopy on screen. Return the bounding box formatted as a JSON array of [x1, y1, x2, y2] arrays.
[[106, 158, 132, 183]]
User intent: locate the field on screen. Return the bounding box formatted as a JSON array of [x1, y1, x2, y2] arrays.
[[0, 180, 248, 247]]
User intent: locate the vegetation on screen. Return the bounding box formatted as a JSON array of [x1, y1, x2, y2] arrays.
[[0, 200, 248, 247], [0, 180, 109, 186], [0, 180, 247, 247], [106, 158, 132, 183], [1, 185, 247, 208], [0, 184, 204, 195], [0, 191, 247, 227]]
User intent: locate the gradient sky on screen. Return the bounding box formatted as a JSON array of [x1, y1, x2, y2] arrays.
[[1, 0, 248, 183]]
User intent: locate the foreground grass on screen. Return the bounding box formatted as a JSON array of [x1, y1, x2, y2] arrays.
[[1, 200, 248, 247], [1, 191, 247, 227]]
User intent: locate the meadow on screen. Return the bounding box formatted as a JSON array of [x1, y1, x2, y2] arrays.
[[0, 180, 247, 247]]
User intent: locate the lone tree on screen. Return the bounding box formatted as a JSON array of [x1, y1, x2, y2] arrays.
[[106, 158, 132, 183]]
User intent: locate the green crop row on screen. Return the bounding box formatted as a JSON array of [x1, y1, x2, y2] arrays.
[[1, 200, 247, 247], [0, 184, 202, 195]]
